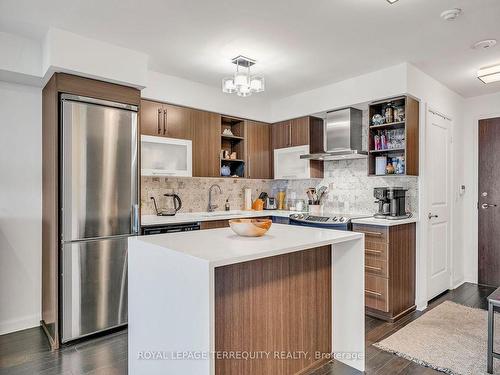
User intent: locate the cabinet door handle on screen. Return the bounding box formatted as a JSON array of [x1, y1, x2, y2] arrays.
[[163, 109, 167, 135], [365, 289, 382, 297], [365, 265, 383, 271], [157, 108, 162, 134], [359, 230, 384, 237], [288, 122, 292, 146], [365, 249, 382, 254]]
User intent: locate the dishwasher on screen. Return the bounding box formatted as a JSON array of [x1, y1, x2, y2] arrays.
[[141, 222, 201, 235]]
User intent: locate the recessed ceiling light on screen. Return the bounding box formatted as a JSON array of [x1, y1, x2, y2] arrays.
[[386, 0, 399, 4], [440, 8, 462, 21], [477, 64, 500, 84], [472, 39, 497, 50]]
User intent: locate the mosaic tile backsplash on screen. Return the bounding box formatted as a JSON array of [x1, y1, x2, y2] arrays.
[[273, 159, 418, 215], [141, 110, 418, 216], [141, 164, 418, 216], [141, 177, 275, 214]]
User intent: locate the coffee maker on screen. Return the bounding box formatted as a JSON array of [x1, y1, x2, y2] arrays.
[[374, 187, 411, 220], [374, 187, 390, 218]]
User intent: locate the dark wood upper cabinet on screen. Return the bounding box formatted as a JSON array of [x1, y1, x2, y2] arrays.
[[271, 116, 323, 150], [140, 99, 162, 137], [140, 99, 192, 140], [290, 117, 310, 147], [246, 121, 271, 179], [164, 104, 193, 140], [271, 120, 291, 149], [271, 116, 324, 178], [367, 96, 419, 176], [191, 109, 221, 177]]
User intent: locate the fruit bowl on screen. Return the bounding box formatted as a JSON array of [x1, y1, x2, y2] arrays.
[[228, 218, 272, 237]]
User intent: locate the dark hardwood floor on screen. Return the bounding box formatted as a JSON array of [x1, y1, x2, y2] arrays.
[[0, 283, 495, 375]]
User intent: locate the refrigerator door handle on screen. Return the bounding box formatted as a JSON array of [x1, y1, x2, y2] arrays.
[[132, 204, 140, 235], [62, 234, 134, 244]]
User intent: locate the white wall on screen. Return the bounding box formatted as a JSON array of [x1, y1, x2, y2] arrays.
[[0, 32, 42, 86], [406, 64, 466, 308], [270, 64, 408, 121], [0, 81, 42, 334], [43, 28, 149, 88], [143, 70, 271, 122], [462, 91, 500, 283]]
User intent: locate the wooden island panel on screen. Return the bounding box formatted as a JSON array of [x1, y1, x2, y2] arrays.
[[215, 246, 332, 375]]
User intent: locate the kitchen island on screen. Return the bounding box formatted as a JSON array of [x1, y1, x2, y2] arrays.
[[128, 224, 365, 375]]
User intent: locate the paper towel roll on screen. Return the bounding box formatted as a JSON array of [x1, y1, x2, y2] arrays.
[[244, 188, 252, 210]]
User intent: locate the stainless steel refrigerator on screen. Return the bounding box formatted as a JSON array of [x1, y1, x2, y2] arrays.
[[60, 94, 139, 343]]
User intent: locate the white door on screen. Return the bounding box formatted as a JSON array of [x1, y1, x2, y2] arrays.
[[426, 110, 452, 300]]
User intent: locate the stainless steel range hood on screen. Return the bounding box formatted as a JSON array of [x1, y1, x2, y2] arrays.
[[300, 107, 367, 161]]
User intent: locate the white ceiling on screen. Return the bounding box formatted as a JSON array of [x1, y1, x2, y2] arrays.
[[1, 0, 500, 99]]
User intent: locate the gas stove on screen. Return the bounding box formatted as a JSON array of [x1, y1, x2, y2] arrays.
[[289, 212, 370, 230]]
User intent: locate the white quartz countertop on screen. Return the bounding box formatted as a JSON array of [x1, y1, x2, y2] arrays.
[[351, 216, 419, 227], [132, 223, 363, 267], [141, 210, 296, 226]]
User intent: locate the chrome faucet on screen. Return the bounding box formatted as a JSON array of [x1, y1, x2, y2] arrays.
[[207, 184, 222, 212]]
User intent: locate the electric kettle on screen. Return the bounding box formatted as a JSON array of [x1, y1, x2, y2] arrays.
[[151, 194, 182, 216]]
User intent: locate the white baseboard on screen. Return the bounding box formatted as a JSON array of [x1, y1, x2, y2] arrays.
[[452, 279, 466, 290], [416, 301, 428, 311], [0, 314, 41, 335]]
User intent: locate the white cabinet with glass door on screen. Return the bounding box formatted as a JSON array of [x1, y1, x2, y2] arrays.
[[141, 135, 192, 177]]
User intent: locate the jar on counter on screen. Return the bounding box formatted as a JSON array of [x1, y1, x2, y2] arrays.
[[277, 189, 286, 210]]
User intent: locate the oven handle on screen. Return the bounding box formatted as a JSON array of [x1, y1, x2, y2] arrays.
[[288, 218, 349, 230]]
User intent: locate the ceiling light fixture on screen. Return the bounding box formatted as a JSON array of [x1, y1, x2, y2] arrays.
[[440, 8, 462, 21], [386, 0, 399, 4], [222, 56, 265, 97], [477, 64, 500, 84]]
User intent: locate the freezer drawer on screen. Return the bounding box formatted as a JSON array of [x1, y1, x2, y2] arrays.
[[61, 237, 128, 343]]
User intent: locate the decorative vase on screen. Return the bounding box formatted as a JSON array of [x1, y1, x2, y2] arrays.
[[221, 165, 231, 177]]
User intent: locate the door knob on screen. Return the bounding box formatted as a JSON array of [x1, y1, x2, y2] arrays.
[[428, 213, 438, 219], [481, 203, 498, 209]]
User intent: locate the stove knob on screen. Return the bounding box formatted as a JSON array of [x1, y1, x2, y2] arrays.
[[332, 216, 337, 222], [339, 217, 346, 223]]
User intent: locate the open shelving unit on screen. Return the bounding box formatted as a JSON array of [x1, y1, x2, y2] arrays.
[[220, 116, 246, 177], [368, 96, 419, 176]]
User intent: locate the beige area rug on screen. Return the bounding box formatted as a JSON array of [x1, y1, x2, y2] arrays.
[[374, 301, 500, 375]]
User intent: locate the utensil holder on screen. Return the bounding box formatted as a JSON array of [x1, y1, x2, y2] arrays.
[[309, 204, 323, 215]]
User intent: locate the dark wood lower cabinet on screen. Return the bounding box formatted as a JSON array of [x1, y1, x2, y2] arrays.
[[215, 246, 331, 375], [200, 216, 271, 230], [200, 219, 230, 230], [353, 223, 416, 322]]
